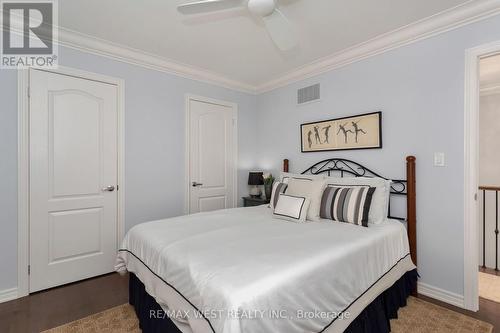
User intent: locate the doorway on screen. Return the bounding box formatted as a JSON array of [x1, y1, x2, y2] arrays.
[[185, 95, 238, 214], [464, 41, 500, 312], [478, 53, 500, 305], [18, 67, 125, 296]]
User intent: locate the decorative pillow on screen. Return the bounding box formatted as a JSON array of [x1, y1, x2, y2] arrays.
[[269, 182, 288, 208], [320, 186, 376, 227], [273, 194, 310, 223], [285, 178, 327, 222], [280, 172, 325, 184], [324, 177, 391, 224]]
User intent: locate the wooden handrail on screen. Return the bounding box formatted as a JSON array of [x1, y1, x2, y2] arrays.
[[479, 186, 500, 191]]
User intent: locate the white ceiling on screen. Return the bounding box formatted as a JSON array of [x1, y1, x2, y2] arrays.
[[59, 0, 470, 87]]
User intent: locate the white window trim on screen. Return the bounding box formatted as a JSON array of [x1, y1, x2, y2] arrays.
[[463, 40, 500, 312], [184, 94, 238, 214], [17, 66, 125, 298]]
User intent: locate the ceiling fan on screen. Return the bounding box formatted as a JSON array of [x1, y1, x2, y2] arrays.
[[177, 0, 298, 51]]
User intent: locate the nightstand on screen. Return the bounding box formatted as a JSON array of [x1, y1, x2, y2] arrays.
[[242, 196, 270, 207]]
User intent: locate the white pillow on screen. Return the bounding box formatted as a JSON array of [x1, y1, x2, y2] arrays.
[[273, 193, 310, 223], [324, 177, 391, 224], [280, 172, 325, 184], [285, 178, 327, 222], [269, 182, 288, 209]]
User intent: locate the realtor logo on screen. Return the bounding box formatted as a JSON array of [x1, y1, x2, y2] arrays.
[[1, 0, 58, 68]]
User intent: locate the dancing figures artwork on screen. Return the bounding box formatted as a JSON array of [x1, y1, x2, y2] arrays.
[[301, 112, 382, 152]]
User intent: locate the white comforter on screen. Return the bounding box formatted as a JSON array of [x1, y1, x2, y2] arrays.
[[116, 205, 412, 333]]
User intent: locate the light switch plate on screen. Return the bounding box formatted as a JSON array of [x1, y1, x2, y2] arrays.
[[434, 152, 445, 167]]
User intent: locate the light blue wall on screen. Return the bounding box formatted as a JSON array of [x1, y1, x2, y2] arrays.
[[0, 46, 258, 291], [2, 14, 500, 298], [256, 15, 500, 296]]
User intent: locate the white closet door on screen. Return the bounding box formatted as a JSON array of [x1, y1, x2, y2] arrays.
[[189, 98, 236, 213], [29, 69, 118, 292]]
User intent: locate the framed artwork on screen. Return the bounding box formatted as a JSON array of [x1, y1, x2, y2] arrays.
[[301, 111, 382, 152]]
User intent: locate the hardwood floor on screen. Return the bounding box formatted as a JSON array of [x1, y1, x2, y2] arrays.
[[478, 298, 500, 332], [0, 272, 499, 333], [0, 273, 128, 333]]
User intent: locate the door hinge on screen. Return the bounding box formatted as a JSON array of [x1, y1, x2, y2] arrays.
[[27, 87, 30, 98], [28, 265, 30, 275], [232, 118, 235, 126], [474, 193, 478, 201]]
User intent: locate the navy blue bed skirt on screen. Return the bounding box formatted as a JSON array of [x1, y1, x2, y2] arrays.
[[129, 269, 418, 333]]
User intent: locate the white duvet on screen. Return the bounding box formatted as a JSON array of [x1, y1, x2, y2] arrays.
[[116, 205, 413, 333]]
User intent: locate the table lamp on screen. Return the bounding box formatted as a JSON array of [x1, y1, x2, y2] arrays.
[[248, 172, 264, 198]]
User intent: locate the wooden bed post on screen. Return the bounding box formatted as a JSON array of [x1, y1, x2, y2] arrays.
[[406, 156, 417, 295], [283, 159, 289, 173]]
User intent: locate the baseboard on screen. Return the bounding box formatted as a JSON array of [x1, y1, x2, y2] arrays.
[[418, 282, 465, 308], [0, 287, 18, 304]]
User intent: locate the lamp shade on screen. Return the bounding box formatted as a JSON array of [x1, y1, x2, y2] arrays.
[[248, 172, 264, 185]]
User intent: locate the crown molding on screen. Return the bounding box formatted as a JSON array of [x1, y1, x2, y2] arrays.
[[0, 13, 256, 94], [56, 28, 258, 94], [255, 0, 500, 94], [2, 0, 500, 95]]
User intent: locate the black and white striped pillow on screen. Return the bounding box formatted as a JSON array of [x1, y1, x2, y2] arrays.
[[320, 186, 376, 227], [270, 182, 288, 208]]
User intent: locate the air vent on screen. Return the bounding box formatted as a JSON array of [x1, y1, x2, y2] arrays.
[[297, 84, 320, 105]]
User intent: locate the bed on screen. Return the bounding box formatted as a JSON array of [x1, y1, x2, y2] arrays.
[[116, 156, 418, 333]]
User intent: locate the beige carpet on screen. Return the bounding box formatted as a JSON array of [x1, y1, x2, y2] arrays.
[[479, 272, 500, 304], [42, 297, 493, 333]]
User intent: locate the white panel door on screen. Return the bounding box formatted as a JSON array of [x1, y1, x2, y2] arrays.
[[189, 98, 236, 213], [29, 69, 118, 292]]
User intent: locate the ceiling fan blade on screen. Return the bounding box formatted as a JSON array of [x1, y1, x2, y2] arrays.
[[177, 0, 245, 15], [262, 9, 298, 51]]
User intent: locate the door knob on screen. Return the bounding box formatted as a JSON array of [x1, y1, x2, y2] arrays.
[[192, 182, 203, 187], [102, 185, 115, 192]]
